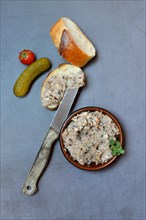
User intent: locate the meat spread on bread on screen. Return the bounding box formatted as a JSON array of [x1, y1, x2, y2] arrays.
[[41, 64, 85, 110], [50, 17, 96, 67]]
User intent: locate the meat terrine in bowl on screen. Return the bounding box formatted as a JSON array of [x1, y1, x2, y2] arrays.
[[59, 106, 124, 171]]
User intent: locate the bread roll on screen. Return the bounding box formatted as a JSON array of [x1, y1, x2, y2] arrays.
[[41, 64, 85, 110], [50, 17, 96, 67]]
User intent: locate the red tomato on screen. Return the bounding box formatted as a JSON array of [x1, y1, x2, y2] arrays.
[[19, 49, 36, 65]]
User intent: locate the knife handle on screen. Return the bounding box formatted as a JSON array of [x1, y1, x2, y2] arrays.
[[22, 128, 59, 196]]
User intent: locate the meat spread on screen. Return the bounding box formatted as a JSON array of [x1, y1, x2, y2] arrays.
[[42, 70, 84, 109], [62, 111, 120, 165]]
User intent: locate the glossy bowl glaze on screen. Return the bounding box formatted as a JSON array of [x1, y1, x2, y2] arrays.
[[59, 107, 123, 171]]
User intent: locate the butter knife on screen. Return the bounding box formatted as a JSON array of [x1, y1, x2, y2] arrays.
[[22, 88, 78, 196]]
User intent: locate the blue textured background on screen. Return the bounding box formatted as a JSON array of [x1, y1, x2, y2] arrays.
[[1, 1, 145, 219]]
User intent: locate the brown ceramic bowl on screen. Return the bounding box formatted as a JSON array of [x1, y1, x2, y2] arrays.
[[60, 107, 123, 171]]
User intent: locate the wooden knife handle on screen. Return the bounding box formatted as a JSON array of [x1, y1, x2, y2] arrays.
[[22, 128, 59, 196]]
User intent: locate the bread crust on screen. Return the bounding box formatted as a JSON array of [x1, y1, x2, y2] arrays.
[[50, 17, 95, 67], [50, 18, 65, 49], [59, 29, 91, 67]]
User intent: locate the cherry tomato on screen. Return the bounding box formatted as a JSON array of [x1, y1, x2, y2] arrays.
[[19, 49, 36, 65]]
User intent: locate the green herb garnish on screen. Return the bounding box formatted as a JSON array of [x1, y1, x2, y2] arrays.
[[109, 139, 125, 156]]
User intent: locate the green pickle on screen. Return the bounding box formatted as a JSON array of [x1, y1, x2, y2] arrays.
[[13, 57, 51, 97]]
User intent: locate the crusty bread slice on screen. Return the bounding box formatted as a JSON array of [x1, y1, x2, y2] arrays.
[[50, 17, 96, 67], [41, 64, 85, 110]]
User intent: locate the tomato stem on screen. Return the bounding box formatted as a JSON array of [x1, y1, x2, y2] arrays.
[[19, 50, 31, 61]]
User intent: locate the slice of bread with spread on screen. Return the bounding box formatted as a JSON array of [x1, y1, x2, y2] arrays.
[[50, 17, 96, 67], [41, 64, 85, 110]]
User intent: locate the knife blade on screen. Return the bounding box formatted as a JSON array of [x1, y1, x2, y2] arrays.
[[22, 88, 78, 196]]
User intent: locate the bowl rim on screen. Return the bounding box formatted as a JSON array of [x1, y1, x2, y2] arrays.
[[59, 106, 123, 171]]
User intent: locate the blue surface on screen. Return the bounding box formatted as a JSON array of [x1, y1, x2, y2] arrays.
[[1, 1, 145, 220]]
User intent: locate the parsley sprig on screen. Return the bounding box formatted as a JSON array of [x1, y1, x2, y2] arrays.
[[109, 139, 125, 156]]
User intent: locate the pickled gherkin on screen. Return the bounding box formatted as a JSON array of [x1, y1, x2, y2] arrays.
[[13, 57, 51, 97]]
